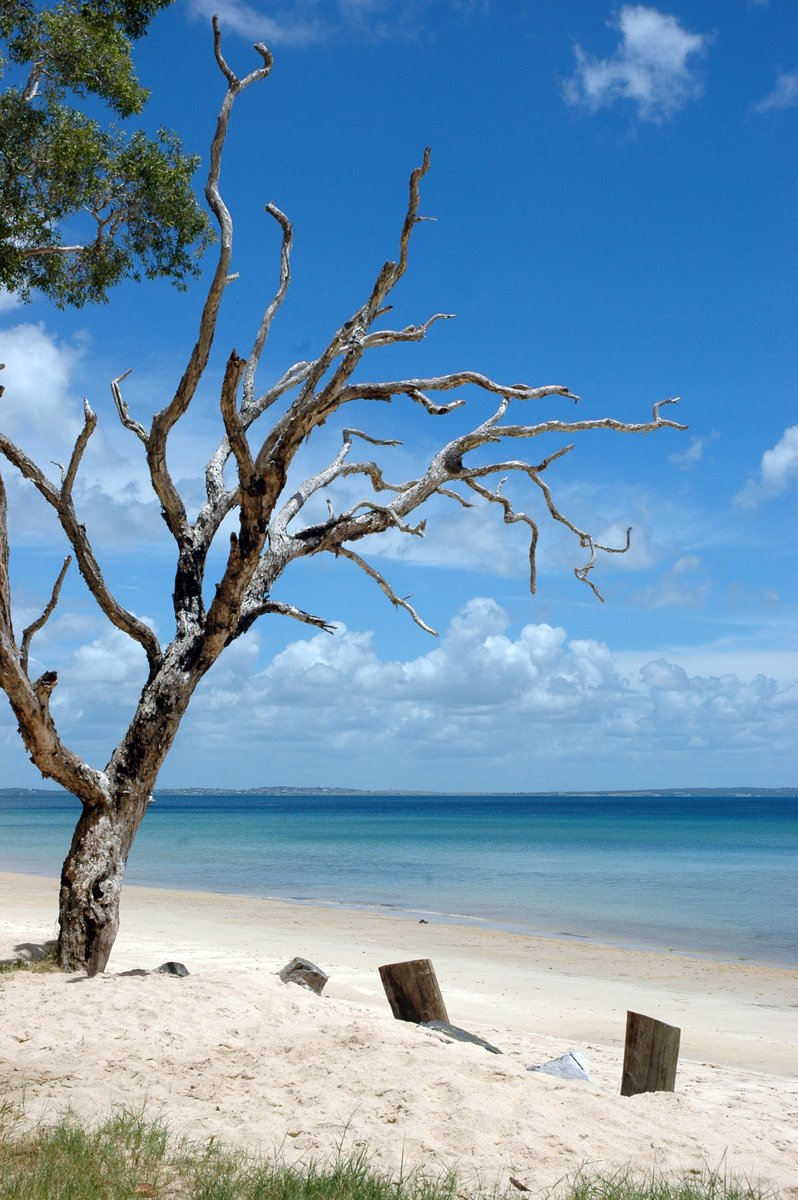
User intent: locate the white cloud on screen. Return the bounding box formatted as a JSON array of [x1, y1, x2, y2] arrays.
[[668, 434, 715, 471], [187, 0, 485, 46], [735, 425, 798, 508], [563, 5, 708, 122], [5, 593, 797, 790], [754, 69, 798, 114], [0, 290, 22, 313], [0, 322, 84, 448], [187, 0, 326, 45], [162, 597, 798, 789]]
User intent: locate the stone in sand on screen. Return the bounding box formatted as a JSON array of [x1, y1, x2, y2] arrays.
[[528, 1049, 591, 1081], [155, 961, 190, 977], [278, 956, 328, 995]]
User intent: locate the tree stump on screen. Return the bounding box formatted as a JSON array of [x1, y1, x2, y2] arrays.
[[621, 1010, 681, 1096], [379, 958, 449, 1023]]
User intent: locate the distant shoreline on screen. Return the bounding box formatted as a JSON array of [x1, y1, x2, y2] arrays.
[[2, 785, 797, 798]]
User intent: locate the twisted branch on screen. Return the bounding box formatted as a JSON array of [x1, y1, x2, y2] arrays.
[[20, 555, 72, 673]]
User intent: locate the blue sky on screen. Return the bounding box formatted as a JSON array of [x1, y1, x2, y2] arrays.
[[1, 0, 796, 791]]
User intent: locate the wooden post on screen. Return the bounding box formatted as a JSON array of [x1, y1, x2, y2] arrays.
[[378, 958, 450, 1023], [621, 1010, 681, 1097]]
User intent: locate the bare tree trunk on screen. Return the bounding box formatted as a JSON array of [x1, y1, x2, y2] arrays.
[[57, 789, 150, 975], [56, 655, 200, 975]]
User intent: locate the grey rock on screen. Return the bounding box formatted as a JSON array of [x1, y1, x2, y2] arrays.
[[278, 957, 328, 995], [155, 961, 190, 977], [13, 941, 56, 963], [422, 1020, 502, 1055], [527, 1049, 591, 1082]]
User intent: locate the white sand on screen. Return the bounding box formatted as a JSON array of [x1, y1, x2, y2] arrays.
[[2, 871, 797, 1193]]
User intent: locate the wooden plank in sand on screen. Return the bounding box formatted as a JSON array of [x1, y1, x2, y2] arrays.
[[621, 1010, 681, 1096], [379, 958, 450, 1023]]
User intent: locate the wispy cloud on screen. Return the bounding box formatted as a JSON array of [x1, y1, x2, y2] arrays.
[[630, 554, 710, 611], [754, 68, 798, 114], [187, 0, 327, 46], [668, 433, 716, 472], [187, 0, 482, 46], [563, 5, 709, 122], [735, 424, 798, 508]]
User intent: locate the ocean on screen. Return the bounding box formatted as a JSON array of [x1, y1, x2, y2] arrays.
[[1, 792, 796, 966]]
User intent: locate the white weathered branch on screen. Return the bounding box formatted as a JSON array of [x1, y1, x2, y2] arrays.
[[241, 204, 293, 416], [111, 370, 148, 445], [336, 546, 438, 635], [239, 598, 335, 635]]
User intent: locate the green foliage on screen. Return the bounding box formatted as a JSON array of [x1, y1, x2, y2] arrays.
[[0, 0, 212, 307]]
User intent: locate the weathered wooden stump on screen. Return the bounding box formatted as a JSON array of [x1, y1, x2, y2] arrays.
[[620, 1010, 680, 1096], [379, 958, 449, 1023]]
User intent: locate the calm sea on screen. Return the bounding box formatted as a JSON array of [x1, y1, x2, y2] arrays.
[[1, 792, 796, 966]]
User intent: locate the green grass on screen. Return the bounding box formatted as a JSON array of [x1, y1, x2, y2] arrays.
[[0, 1101, 781, 1200]]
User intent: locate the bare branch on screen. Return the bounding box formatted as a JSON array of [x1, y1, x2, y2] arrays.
[[0, 473, 109, 806], [341, 375, 580, 407], [336, 546, 438, 635], [20, 555, 72, 674], [219, 350, 251, 486], [0, 426, 162, 670], [240, 598, 335, 635], [344, 427, 402, 449], [241, 204, 293, 415], [465, 477, 540, 593], [111, 370, 148, 445], [147, 18, 274, 549], [62, 400, 96, 500], [360, 312, 455, 350]]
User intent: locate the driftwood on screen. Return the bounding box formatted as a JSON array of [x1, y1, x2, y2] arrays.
[[379, 958, 449, 1023], [620, 1010, 680, 1096]]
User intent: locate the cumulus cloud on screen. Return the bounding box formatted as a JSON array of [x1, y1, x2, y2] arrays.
[[163, 597, 797, 789], [563, 5, 708, 122], [735, 425, 798, 508], [4, 593, 797, 789], [754, 68, 798, 114], [0, 322, 84, 448]]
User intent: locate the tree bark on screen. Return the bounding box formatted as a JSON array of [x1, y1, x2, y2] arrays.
[[57, 789, 150, 975]]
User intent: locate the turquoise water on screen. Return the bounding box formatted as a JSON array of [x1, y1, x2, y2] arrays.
[[1, 792, 796, 965]]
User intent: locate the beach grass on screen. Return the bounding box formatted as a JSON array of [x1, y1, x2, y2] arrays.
[[0, 1103, 780, 1200]]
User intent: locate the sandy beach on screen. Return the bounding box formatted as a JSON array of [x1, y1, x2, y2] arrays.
[[1, 870, 797, 1193]]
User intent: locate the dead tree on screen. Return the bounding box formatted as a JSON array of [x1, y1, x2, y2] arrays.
[[0, 23, 686, 975]]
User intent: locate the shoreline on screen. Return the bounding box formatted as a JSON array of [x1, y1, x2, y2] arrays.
[[4, 861, 798, 972], [2, 869, 797, 1191]]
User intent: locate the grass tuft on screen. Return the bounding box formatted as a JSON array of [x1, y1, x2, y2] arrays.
[[0, 1099, 782, 1200]]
